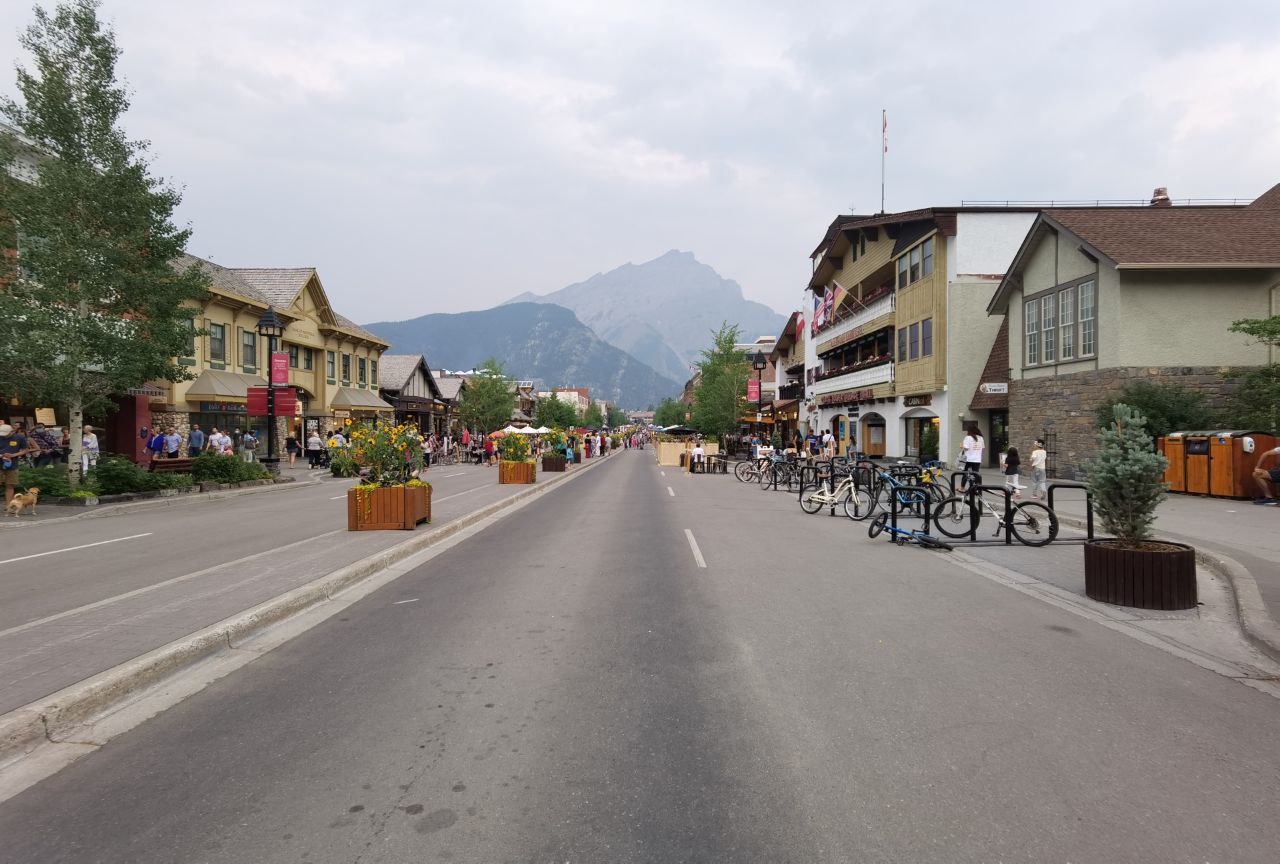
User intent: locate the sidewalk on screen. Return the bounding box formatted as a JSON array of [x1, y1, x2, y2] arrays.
[[968, 469, 1280, 657]]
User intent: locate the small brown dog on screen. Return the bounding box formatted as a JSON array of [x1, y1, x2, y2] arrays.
[[6, 487, 39, 517]]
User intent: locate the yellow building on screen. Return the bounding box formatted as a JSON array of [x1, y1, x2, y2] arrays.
[[151, 255, 391, 451]]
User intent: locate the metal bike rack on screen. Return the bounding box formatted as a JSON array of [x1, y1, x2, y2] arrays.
[[931, 481, 1096, 547], [887, 483, 934, 535]]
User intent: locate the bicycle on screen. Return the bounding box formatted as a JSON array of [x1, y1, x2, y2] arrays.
[[931, 486, 1058, 546], [867, 512, 954, 550], [733, 455, 771, 482], [865, 465, 945, 518], [761, 454, 801, 492], [799, 465, 875, 519]]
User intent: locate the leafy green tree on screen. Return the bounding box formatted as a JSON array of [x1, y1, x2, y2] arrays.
[[582, 401, 605, 429], [653, 397, 685, 427], [456, 358, 512, 433], [1224, 316, 1280, 430], [607, 406, 628, 428], [535, 394, 578, 429], [1093, 380, 1216, 443], [691, 322, 748, 442], [1087, 403, 1168, 545], [0, 0, 210, 485]]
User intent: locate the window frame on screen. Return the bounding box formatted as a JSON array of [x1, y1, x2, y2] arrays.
[[341, 353, 351, 383], [371, 359, 378, 387], [1025, 300, 1039, 365], [287, 344, 299, 368], [921, 317, 933, 357], [326, 350, 336, 380], [1059, 286, 1076, 361], [241, 329, 257, 370], [1024, 275, 1098, 368], [897, 327, 907, 361], [1040, 295, 1056, 363], [908, 321, 920, 360], [358, 356, 367, 386], [303, 347, 314, 371], [922, 238, 934, 278], [1080, 280, 1096, 357], [209, 323, 226, 363]]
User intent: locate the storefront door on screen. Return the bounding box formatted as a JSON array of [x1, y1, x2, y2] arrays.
[[861, 413, 886, 457], [989, 410, 1008, 468]]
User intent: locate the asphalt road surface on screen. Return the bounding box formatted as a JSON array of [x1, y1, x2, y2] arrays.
[[3, 450, 1279, 863]]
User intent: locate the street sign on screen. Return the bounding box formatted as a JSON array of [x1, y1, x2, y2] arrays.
[[271, 352, 289, 385]]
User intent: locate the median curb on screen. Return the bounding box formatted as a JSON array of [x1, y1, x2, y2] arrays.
[[0, 453, 615, 768], [1055, 512, 1280, 664]]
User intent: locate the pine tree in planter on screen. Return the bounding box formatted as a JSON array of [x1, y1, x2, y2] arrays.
[[1084, 403, 1196, 609]]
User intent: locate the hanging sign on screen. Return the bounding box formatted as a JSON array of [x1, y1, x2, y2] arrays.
[[747, 379, 761, 402], [35, 407, 57, 425], [271, 352, 289, 385], [979, 382, 1009, 394], [902, 394, 932, 407]]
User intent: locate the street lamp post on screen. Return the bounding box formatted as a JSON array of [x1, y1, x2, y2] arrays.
[[256, 306, 285, 476], [752, 350, 767, 447]]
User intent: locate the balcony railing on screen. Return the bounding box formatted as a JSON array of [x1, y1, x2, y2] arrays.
[[815, 291, 895, 350], [812, 359, 895, 390]]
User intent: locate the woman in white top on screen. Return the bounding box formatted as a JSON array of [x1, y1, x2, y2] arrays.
[[81, 425, 100, 474], [960, 423, 984, 491], [1029, 439, 1048, 499]]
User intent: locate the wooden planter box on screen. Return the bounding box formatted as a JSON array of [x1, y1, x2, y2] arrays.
[[1083, 540, 1197, 610], [542, 455, 567, 473], [347, 484, 431, 531], [499, 460, 536, 484]]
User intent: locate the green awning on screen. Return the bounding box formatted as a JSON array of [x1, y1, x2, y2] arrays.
[[330, 387, 394, 411], [184, 369, 268, 400]]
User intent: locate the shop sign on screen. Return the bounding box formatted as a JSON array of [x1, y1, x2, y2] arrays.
[[199, 401, 246, 413], [817, 388, 874, 408], [979, 382, 1009, 394], [35, 407, 57, 425], [902, 394, 932, 407], [333, 409, 351, 419]]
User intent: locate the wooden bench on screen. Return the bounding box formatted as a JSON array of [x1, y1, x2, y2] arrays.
[[149, 457, 196, 473]]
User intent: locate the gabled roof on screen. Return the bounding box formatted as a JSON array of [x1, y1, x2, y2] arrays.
[[176, 254, 270, 306], [231, 268, 316, 308], [333, 313, 387, 345], [987, 183, 1280, 313], [433, 375, 466, 401], [968, 317, 1009, 411], [378, 354, 444, 399]]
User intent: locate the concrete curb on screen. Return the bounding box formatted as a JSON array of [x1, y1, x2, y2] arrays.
[[1056, 512, 1280, 663], [0, 453, 615, 766]]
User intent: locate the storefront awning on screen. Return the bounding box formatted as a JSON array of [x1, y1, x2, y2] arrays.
[[331, 387, 394, 411], [184, 369, 268, 401]]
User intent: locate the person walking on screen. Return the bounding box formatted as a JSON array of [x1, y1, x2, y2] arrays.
[[1, 423, 34, 506], [187, 424, 206, 457], [1000, 445, 1025, 498], [959, 422, 985, 492], [285, 431, 299, 467], [146, 427, 166, 463], [240, 429, 258, 463], [164, 426, 183, 459], [82, 424, 101, 475], [306, 429, 324, 468], [1029, 439, 1048, 499], [483, 436, 495, 466]]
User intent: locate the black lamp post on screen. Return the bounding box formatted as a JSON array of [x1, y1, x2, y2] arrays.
[[752, 350, 767, 436], [256, 306, 285, 475]]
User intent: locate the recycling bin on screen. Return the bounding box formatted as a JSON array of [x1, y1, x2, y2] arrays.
[[1159, 433, 1186, 492], [1209, 431, 1276, 498]]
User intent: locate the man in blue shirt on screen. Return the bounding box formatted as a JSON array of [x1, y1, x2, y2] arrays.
[[1, 423, 34, 506], [164, 427, 183, 458], [187, 424, 206, 457]]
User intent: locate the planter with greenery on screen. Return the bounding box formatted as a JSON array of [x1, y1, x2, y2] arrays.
[[541, 429, 567, 472], [344, 422, 431, 530], [497, 433, 536, 484], [1084, 404, 1196, 610]]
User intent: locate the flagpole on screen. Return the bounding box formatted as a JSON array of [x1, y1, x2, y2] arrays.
[[880, 109, 886, 214]]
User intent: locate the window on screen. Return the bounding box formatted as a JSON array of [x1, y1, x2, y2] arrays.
[[922, 318, 933, 357], [1080, 281, 1096, 356], [908, 322, 920, 360], [898, 327, 907, 361], [358, 357, 367, 385], [897, 256, 908, 288], [326, 350, 336, 380], [241, 330, 257, 369], [341, 353, 351, 382], [1025, 300, 1039, 365], [184, 318, 196, 357], [909, 246, 922, 283], [303, 348, 314, 371], [860, 234, 867, 256], [371, 359, 378, 386], [896, 237, 935, 289], [1059, 287, 1076, 361], [209, 323, 226, 363], [922, 238, 934, 277], [1041, 295, 1056, 363], [287, 344, 299, 368]]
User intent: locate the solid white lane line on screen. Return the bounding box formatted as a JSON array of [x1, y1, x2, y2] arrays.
[[392, 598, 419, 605], [329, 495, 346, 500], [667, 486, 675, 497], [684, 529, 707, 568], [0, 533, 153, 567], [442, 472, 466, 478], [0, 529, 346, 638], [434, 485, 490, 504]]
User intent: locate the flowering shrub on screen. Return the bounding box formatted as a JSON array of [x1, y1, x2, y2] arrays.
[[542, 428, 567, 453], [497, 433, 531, 462], [345, 420, 424, 486]]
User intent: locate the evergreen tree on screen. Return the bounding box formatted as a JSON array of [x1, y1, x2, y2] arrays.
[[653, 397, 685, 427], [582, 401, 604, 429], [1086, 403, 1168, 545], [0, 0, 209, 485], [691, 322, 748, 443], [456, 358, 513, 433]]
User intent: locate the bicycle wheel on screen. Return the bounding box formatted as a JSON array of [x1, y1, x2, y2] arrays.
[[734, 461, 755, 482], [931, 496, 979, 540], [779, 465, 800, 493], [868, 512, 888, 538], [843, 486, 877, 520], [1009, 501, 1059, 547], [799, 484, 826, 514], [915, 533, 953, 551], [926, 482, 950, 507]]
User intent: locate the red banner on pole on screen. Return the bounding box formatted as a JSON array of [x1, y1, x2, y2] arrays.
[[247, 386, 297, 416], [246, 386, 268, 415], [271, 352, 289, 385], [747, 379, 761, 402]]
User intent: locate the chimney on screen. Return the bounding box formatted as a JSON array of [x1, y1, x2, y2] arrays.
[[1150, 186, 1172, 207]]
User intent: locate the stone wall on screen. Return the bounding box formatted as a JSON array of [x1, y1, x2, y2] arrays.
[[1009, 366, 1243, 479]]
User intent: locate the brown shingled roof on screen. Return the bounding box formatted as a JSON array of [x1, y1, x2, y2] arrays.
[[969, 317, 1010, 411]]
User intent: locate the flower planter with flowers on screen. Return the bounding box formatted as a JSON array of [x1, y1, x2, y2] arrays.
[[1084, 404, 1196, 610], [541, 428, 568, 472], [344, 421, 432, 531], [497, 432, 536, 484]]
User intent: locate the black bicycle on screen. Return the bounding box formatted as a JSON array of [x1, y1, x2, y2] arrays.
[[867, 512, 953, 550], [931, 487, 1058, 546]]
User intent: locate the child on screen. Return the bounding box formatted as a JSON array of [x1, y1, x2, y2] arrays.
[[1000, 445, 1025, 498], [1029, 439, 1048, 499]]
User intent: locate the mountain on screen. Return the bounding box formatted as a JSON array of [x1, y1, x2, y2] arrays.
[[508, 250, 786, 383], [364, 303, 681, 409]]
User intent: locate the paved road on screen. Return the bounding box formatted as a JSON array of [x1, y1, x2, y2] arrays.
[[0, 462, 554, 714], [2, 451, 1279, 862]]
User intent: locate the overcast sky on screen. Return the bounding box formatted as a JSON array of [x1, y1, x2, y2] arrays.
[[3, 1, 1278, 322]]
